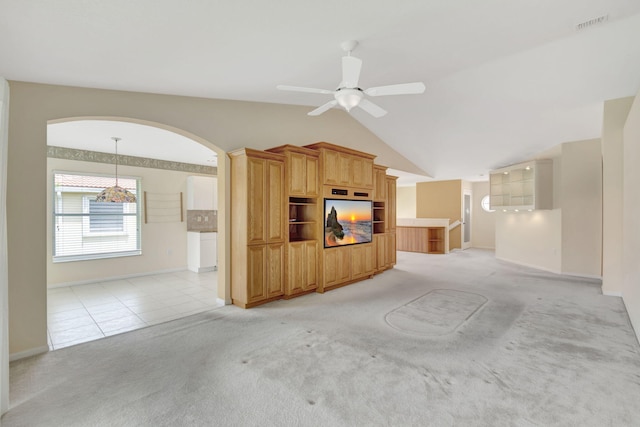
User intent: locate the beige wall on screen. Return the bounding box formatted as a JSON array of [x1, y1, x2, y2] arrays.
[[416, 180, 462, 250], [602, 97, 634, 295], [47, 157, 204, 285], [471, 181, 495, 249], [495, 210, 563, 272], [622, 91, 640, 343], [396, 185, 416, 219], [6, 81, 421, 357], [560, 139, 602, 277]]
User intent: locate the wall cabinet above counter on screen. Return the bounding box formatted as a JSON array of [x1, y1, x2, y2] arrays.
[[187, 176, 217, 210], [490, 160, 553, 211]]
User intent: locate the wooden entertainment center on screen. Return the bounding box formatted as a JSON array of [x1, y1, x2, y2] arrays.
[[229, 142, 397, 308]]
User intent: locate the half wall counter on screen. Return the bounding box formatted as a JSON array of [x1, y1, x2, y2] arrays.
[[396, 218, 450, 254]]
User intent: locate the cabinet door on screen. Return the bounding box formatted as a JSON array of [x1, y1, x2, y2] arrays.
[[267, 243, 284, 297], [267, 160, 285, 243], [352, 157, 365, 187], [247, 245, 267, 303], [352, 244, 374, 279], [289, 152, 306, 196], [351, 244, 366, 279], [324, 248, 338, 288], [338, 153, 352, 186], [364, 244, 375, 275], [375, 234, 386, 271], [247, 158, 266, 245], [353, 158, 373, 188], [386, 177, 396, 231], [305, 155, 319, 197], [324, 246, 350, 288], [303, 240, 318, 291], [323, 150, 340, 185], [386, 232, 396, 266], [287, 242, 305, 294], [374, 168, 387, 201], [337, 247, 351, 283]]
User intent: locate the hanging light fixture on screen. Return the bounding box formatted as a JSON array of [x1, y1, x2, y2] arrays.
[[95, 137, 137, 203]]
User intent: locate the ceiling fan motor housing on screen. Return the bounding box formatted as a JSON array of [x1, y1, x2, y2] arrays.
[[335, 88, 364, 111]]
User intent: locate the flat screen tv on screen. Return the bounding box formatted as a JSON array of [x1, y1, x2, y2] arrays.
[[324, 198, 373, 248]]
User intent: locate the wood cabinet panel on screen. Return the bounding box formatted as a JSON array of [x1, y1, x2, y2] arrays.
[[323, 150, 340, 185], [247, 157, 266, 245], [386, 176, 397, 231], [267, 160, 285, 242], [287, 240, 318, 295], [287, 242, 305, 294], [304, 240, 318, 291], [374, 234, 386, 271], [351, 244, 375, 279], [352, 157, 373, 188], [324, 246, 350, 288], [387, 232, 397, 266], [247, 245, 267, 303], [374, 167, 387, 201], [305, 156, 319, 196], [338, 153, 352, 186], [289, 152, 306, 195], [323, 248, 338, 287], [267, 243, 284, 297]]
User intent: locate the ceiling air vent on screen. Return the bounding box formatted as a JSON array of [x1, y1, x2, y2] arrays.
[[575, 14, 609, 31]]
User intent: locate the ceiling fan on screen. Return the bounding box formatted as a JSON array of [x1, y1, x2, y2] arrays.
[[277, 40, 425, 118]]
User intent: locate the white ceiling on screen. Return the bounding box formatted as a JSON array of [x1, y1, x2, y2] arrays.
[[2, 1, 640, 183]]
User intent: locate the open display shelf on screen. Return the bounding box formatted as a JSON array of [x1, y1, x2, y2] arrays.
[[490, 160, 552, 211], [288, 197, 317, 242], [373, 201, 385, 234], [428, 227, 445, 254]]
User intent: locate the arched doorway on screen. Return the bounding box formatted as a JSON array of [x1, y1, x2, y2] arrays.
[[45, 117, 227, 349]]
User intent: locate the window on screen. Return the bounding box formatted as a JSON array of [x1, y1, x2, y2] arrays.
[[53, 172, 141, 262], [481, 195, 495, 212]]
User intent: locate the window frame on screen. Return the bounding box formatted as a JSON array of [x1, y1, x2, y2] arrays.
[[52, 171, 142, 263], [481, 195, 495, 213]]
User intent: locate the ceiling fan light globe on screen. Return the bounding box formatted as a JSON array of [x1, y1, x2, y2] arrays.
[[335, 88, 363, 112]]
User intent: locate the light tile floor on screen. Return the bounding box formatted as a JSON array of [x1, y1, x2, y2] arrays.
[[47, 270, 221, 350]]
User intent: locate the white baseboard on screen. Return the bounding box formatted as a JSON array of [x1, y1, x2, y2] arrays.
[[47, 267, 188, 289], [496, 257, 605, 281], [10, 345, 48, 362], [602, 290, 623, 297], [495, 256, 561, 275], [216, 298, 227, 306], [561, 271, 602, 281]]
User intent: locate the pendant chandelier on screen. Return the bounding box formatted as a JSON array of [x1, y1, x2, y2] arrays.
[[95, 137, 137, 203]]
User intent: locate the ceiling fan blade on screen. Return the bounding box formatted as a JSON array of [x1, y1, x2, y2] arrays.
[[364, 82, 426, 97], [357, 99, 387, 118], [276, 85, 333, 95], [341, 56, 362, 88], [308, 100, 338, 116]]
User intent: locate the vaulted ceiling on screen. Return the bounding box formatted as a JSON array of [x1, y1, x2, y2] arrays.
[[2, 1, 640, 182]]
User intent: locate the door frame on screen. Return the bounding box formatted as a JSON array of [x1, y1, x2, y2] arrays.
[[462, 189, 472, 250]]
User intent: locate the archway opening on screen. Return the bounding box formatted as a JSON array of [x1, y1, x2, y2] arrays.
[[45, 117, 226, 350]]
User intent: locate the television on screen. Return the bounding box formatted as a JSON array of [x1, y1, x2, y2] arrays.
[[324, 198, 373, 248]]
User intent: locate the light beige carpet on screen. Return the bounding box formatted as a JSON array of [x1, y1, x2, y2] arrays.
[[3, 249, 640, 426]]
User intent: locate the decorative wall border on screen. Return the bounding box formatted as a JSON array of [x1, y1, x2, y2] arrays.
[[47, 146, 217, 175]]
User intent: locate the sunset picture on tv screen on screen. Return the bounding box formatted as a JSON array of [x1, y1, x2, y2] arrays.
[[324, 199, 372, 247]]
